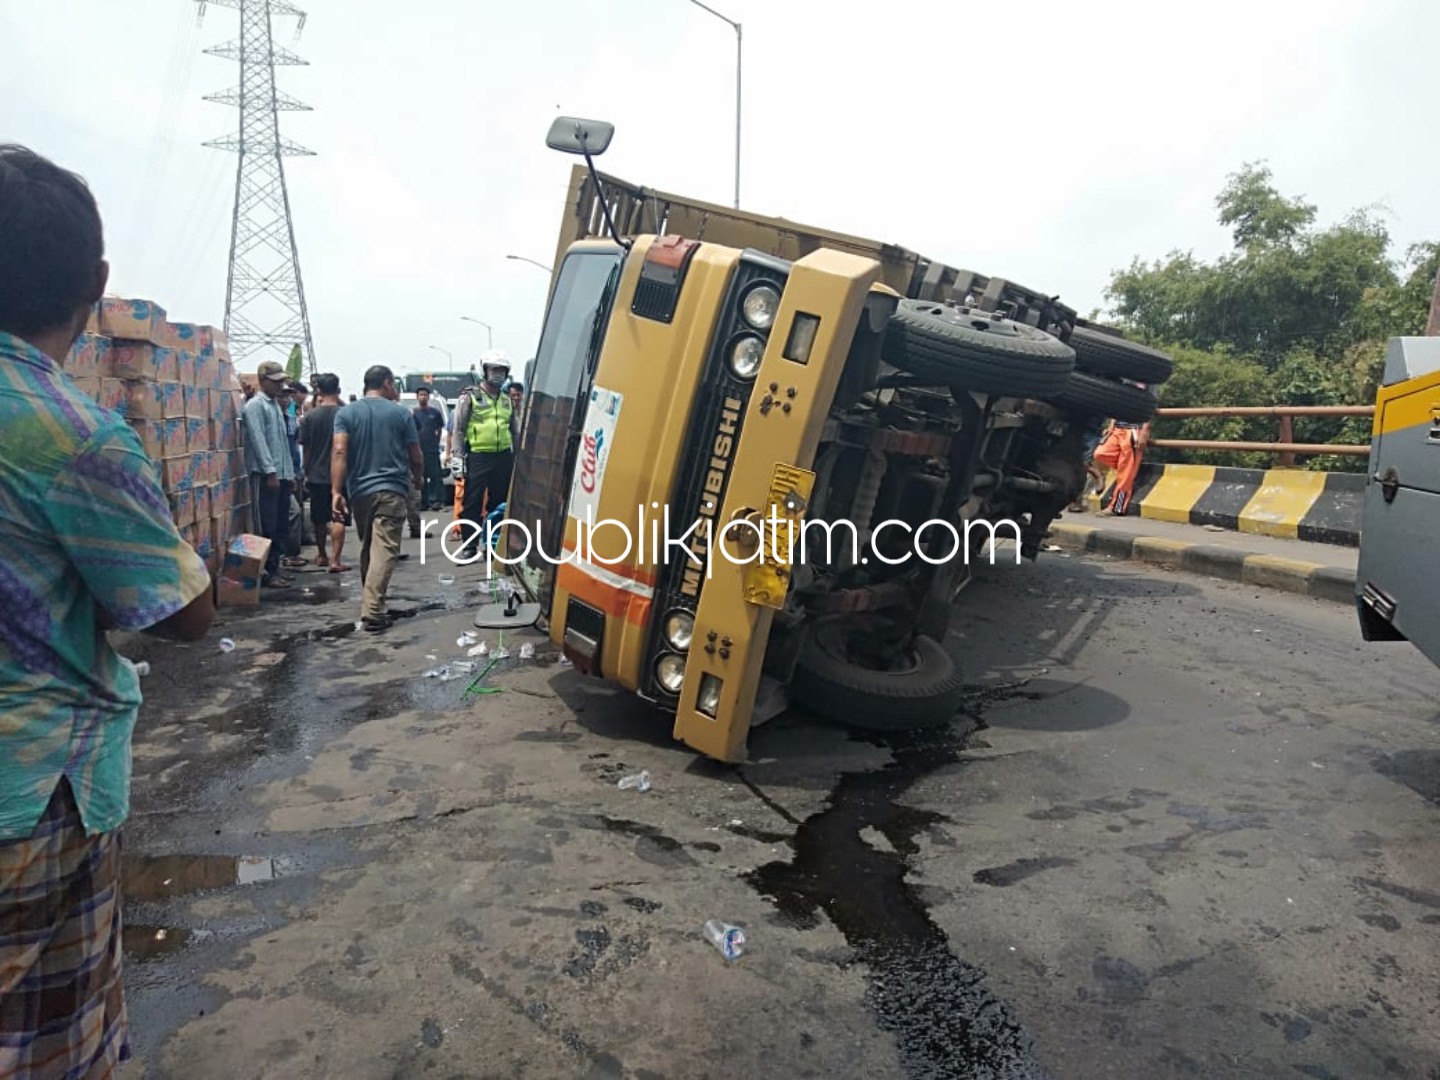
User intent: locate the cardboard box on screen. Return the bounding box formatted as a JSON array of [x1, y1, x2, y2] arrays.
[[155, 347, 180, 383], [213, 389, 237, 424], [212, 480, 233, 514], [231, 476, 251, 510], [65, 334, 104, 378], [97, 297, 165, 341], [186, 416, 211, 452], [159, 382, 185, 420], [175, 350, 197, 388], [162, 455, 197, 492], [95, 378, 127, 414], [184, 384, 207, 419], [72, 376, 101, 403], [194, 484, 211, 524], [102, 343, 158, 381], [160, 320, 199, 352], [127, 419, 163, 461], [168, 488, 195, 528], [99, 379, 162, 421], [159, 417, 188, 458], [218, 533, 271, 607], [210, 417, 237, 455], [196, 326, 227, 355]]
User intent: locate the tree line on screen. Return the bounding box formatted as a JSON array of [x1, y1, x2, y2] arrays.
[[1101, 163, 1439, 470]]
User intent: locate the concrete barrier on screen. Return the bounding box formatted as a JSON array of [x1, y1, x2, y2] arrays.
[[1048, 524, 1357, 603], [1086, 464, 1363, 547]]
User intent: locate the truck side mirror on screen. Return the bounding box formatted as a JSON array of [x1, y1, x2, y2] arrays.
[[546, 117, 615, 157]]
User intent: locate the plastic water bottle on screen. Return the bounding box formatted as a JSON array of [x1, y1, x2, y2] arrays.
[[616, 770, 651, 793], [518, 642, 534, 660], [703, 919, 745, 960]]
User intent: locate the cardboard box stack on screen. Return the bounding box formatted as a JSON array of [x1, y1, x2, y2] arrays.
[[63, 296, 252, 577]]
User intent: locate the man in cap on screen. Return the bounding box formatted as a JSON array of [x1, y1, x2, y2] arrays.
[[242, 359, 298, 586], [450, 349, 520, 556]]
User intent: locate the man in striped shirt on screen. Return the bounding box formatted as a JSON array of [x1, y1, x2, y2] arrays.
[[0, 145, 216, 1079]]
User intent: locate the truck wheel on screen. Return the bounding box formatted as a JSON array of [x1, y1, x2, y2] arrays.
[[1051, 371, 1158, 424], [790, 625, 967, 731], [1067, 326, 1173, 384], [883, 300, 1075, 398]]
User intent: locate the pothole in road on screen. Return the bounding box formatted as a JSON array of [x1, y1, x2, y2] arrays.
[[746, 683, 1054, 1079]]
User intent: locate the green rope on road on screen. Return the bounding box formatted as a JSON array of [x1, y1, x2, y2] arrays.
[[464, 656, 503, 697]]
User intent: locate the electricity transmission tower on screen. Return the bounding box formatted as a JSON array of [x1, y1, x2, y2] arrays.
[[198, 0, 316, 374]]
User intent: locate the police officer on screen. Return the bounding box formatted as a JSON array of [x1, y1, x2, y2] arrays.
[[450, 349, 520, 555]]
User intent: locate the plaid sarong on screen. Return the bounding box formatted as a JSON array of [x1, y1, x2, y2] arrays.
[[0, 780, 129, 1079]]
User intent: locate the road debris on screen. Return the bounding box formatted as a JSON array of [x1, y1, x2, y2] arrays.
[[702, 919, 745, 960]]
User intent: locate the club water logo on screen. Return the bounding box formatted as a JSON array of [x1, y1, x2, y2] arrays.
[[579, 428, 606, 494]]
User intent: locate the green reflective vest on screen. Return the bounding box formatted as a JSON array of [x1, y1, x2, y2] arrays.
[[466, 388, 513, 453]]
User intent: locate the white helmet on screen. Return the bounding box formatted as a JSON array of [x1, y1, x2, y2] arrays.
[[480, 349, 511, 373]]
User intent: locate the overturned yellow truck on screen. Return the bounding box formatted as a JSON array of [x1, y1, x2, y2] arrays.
[[499, 118, 1173, 763]]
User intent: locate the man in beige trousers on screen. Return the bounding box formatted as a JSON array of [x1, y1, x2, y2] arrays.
[[331, 365, 421, 632]]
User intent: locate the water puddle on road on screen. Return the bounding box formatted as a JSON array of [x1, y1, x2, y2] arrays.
[[746, 685, 1053, 1079], [123, 924, 195, 962], [123, 853, 282, 902]]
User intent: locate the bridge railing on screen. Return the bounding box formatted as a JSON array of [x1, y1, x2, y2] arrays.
[[1150, 405, 1374, 467]]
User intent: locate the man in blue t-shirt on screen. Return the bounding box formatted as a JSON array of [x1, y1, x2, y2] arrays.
[[332, 365, 421, 631]]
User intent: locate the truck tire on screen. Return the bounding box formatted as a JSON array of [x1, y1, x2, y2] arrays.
[[883, 300, 1074, 398], [1067, 326, 1173, 384], [1051, 371, 1158, 424], [790, 625, 967, 731]]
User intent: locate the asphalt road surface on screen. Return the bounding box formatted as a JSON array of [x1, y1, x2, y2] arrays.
[[113, 540, 1440, 1079]]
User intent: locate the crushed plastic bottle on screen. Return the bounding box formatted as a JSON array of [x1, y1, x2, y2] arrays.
[[616, 770, 652, 793], [451, 660, 477, 673], [492, 643, 510, 660], [218, 638, 235, 653], [518, 642, 534, 660], [468, 642, 488, 657], [457, 630, 479, 648], [437, 573, 456, 586], [702, 919, 745, 960], [131, 660, 151, 677], [423, 666, 450, 679]]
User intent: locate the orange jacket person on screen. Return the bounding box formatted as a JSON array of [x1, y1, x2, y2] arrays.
[[1094, 415, 1151, 516]]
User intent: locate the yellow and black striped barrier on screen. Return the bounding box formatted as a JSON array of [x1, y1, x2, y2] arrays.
[[1084, 464, 1363, 547]]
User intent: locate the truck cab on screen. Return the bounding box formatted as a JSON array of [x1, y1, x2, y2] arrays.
[[499, 118, 1165, 763], [1356, 336, 1440, 667]]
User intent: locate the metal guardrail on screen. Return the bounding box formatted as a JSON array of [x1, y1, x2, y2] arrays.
[[1151, 405, 1374, 464]]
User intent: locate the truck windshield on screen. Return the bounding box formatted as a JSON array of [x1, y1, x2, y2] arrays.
[[401, 373, 472, 400], [507, 246, 623, 605]]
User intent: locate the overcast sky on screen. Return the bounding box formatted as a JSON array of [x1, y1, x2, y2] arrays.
[[6, 0, 1436, 395]]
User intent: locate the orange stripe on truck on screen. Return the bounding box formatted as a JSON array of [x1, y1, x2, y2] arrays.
[[557, 563, 652, 628], [561, 541, 658, 587]]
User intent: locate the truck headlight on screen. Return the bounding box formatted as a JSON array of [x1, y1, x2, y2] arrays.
[[655, 653, 686, 694], [663, 610, 694, 651], [729, 335, 765, 380], [741, 284, 780, 330], [697, 673, 723, 717]]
